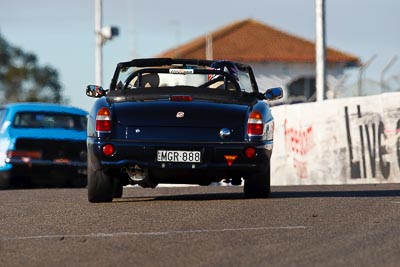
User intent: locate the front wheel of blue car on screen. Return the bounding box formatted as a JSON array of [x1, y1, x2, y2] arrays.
[[244, 164, 271, 198], [87, 164, 114, 203]]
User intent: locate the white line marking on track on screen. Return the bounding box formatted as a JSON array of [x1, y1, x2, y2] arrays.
[[1, 226, 307, 241]]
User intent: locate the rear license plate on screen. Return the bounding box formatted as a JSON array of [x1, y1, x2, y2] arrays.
[[157, 150, 201, 163]]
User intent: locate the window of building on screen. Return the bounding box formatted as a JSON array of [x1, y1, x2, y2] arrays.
[[287, 77, 316, 103]]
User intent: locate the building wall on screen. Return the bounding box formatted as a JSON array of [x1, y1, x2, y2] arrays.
[[247, 62, 348, 102]]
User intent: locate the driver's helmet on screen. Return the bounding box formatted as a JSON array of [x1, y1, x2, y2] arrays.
[[208, 60, 240, 81]]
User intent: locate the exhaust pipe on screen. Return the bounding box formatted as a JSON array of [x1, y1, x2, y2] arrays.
[[121, 165, 157, 188]]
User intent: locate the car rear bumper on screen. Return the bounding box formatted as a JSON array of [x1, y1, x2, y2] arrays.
[[88, 138, 273, 174], [4, 159, 87, 177], [0, 160, 87, 188], [6, 158, 87, 167]]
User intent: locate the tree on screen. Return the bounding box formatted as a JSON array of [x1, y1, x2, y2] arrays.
[[0, 32, 67, 104]]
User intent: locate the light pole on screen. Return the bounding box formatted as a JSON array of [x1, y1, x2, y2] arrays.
[[95, 0, 119, 86], [315, 0, 326, 102]]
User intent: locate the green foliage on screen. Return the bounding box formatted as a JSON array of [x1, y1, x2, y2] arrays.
[[0, 32, 67, 104]]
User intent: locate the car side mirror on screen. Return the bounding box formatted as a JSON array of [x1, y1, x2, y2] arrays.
[[86, 85, 108, 98], [264, 87, 283, 101]]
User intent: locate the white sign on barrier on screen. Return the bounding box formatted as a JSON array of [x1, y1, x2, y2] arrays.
[[270, 92, 400, 185]]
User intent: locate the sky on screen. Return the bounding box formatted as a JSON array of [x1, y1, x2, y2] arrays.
[[0, 0, 399, 111]]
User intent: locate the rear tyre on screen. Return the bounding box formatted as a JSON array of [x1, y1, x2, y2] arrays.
[[87, 163, 114, 203], [244, 163, 271, 198]]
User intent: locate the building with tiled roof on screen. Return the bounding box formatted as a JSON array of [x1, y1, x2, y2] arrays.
[[157, 19, 360, 103]]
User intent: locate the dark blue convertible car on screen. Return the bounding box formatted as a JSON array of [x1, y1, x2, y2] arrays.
[[86, 58, 282, 202]]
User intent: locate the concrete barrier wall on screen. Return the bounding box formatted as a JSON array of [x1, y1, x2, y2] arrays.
[[270, 92, 400, 185]]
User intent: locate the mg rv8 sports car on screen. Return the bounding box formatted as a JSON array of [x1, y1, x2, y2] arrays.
[[86, 58, 282, 202]]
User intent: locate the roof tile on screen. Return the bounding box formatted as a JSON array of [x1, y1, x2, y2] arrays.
[[157, 19, 360, 66]]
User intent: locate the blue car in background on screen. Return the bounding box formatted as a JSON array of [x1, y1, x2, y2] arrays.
[[0, 103, 88, 188]]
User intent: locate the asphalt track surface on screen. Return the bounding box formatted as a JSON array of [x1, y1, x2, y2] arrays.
[[1, 184, 400, 267]]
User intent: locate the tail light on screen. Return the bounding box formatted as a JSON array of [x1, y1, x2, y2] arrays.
[[243, 147, 257, 159], [102, 144, 115, 156], [96, 107, 111, 132], [247, 111, 263, 136], [170, 95, 193, 102], [7, 150, 42, 160]]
